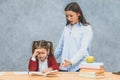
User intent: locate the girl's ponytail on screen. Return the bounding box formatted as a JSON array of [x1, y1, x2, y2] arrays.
[[47, 41, 54, 56]]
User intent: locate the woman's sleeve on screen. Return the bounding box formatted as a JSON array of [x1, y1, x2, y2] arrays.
[[70, 25, 93, 65], [28, 57, 38, 71], [54, 30, 64, 59]]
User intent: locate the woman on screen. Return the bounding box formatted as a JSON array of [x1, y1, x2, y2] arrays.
[[55, 2, 93, 72]]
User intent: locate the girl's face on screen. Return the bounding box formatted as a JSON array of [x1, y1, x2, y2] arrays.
[[65, 11, 80, 25], [36, 48, 48, 62]]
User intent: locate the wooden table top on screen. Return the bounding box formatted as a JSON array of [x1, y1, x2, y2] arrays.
[[0, 72, 119, 80]]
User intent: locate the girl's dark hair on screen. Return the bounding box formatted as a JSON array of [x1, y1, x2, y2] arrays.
[[47, 41, 54, 55], [32, 41, 39, 54], [65, 2, 89, 26], [32, 40, 54, 56]]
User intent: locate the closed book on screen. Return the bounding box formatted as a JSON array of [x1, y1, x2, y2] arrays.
[[80, 67, 105, 73], [80, 62, 104, 69], [79, 73, 105, 79], [81, 72, 104, 76]]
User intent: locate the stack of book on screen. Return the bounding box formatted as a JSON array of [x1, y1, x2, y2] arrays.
[[79, 62, 105, 78]]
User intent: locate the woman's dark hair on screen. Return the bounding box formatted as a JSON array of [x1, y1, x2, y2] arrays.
[[32, 40, 54, 56], [65, 2, 89, 26]]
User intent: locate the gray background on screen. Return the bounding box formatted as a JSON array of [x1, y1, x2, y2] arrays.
[[0, 0, 120, 71]]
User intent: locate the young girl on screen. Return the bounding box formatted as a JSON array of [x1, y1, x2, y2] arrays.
[[55, 2, 93, 72], [28, 40, 59, 73]]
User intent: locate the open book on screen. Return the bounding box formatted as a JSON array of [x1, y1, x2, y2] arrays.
[[29, 70, 59, 76]]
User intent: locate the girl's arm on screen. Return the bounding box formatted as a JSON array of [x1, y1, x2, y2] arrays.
[[28, 49, 40, 71], [28, 57, 38, 71], [48, 55, 59, 70]]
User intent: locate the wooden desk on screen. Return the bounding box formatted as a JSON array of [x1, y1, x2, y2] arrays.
[[0, 72, 119, 80], [0, 72, 29, 80]]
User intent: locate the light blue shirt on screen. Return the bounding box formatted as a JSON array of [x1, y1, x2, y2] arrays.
[[55, 23, 93, 72]]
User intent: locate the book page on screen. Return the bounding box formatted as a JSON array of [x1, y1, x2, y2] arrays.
[[44, 70, 58, 75], [29, 70, 59, 76]]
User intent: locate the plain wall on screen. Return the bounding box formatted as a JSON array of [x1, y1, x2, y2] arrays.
[[0, 0, 120, 71]]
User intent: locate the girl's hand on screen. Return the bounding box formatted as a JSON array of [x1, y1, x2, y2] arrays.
[[32, 49, 40, 58], [61, 60, 72, 67]]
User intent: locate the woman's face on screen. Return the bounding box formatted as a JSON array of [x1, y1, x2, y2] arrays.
[[36, 48, 48, 62], [65, 11, 80, 25]]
